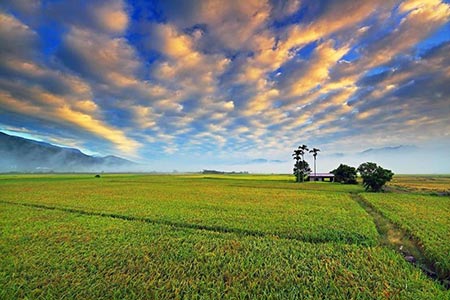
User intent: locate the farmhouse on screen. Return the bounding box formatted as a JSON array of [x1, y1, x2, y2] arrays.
[[308, 173, 335, 182]]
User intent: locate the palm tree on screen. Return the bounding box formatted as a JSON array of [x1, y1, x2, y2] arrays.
[[292, 149, 302, 182], [299, 144, 308, 162], [293, 145, 313, 182], [309, 148, 320, 181], [298, 145, 309, 182]]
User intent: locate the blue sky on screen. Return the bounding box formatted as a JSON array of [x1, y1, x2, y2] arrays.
[[0, 0, 449, 173]]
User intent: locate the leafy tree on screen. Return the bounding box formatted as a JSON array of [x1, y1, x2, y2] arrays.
[[293, 160, 311, 183], [357, 162, 394, 192], [330, 164, 357, 184]]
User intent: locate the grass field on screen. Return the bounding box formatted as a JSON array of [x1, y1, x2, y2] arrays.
[[1, 174, 449, 299]]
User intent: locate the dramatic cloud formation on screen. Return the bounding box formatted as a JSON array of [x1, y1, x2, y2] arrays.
[[0, 0, 449, 172]]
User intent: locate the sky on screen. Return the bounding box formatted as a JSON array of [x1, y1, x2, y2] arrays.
[[0, 0, 449, 173]]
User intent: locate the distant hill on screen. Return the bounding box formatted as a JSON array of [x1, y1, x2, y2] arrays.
[[0, 132, 137, 172], [359, 145, 418, 155], [249, 158, 285, 164]]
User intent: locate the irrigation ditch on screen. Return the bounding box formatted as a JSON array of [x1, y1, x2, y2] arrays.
[[350, 193, 449, 289]]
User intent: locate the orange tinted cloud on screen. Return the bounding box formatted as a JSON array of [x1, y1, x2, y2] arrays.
[[0, 84, 140, 155], [95, 0, 129, 34]]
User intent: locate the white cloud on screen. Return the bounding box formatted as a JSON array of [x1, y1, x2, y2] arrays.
[[0, 1, 449, 172]]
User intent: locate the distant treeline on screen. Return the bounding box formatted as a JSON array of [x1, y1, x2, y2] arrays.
[[202, 170, 249, 175]]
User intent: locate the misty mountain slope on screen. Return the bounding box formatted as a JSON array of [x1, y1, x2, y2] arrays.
[[0, 132, 136, 172]]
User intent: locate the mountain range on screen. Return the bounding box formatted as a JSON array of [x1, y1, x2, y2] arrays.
[[358, 145, 418, 155], [0, 132, 137, 172]]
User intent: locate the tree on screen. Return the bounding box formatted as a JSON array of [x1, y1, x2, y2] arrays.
[[357, 162, 394, 192], [330, 164, 357, 184], [299, 144, 308, 162], [309, 148, 320, 180], [292, 149, 302, 182], [293, 146, 311, 182], [293, 160, 311, 183]]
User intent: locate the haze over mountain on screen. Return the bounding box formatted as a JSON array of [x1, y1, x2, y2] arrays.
[[0, 132, 137, 172]]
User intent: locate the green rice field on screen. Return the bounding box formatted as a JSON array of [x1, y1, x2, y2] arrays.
[[1, 174, 449, 299]]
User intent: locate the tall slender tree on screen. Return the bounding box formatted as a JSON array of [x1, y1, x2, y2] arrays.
[[292, 146, 311, 183], [309, 148, 320, 181], [292, 149, 302, 182], [299, 144, 308, 163]]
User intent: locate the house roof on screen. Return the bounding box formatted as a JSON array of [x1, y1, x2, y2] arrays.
[[309, 173, 334, 177]]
